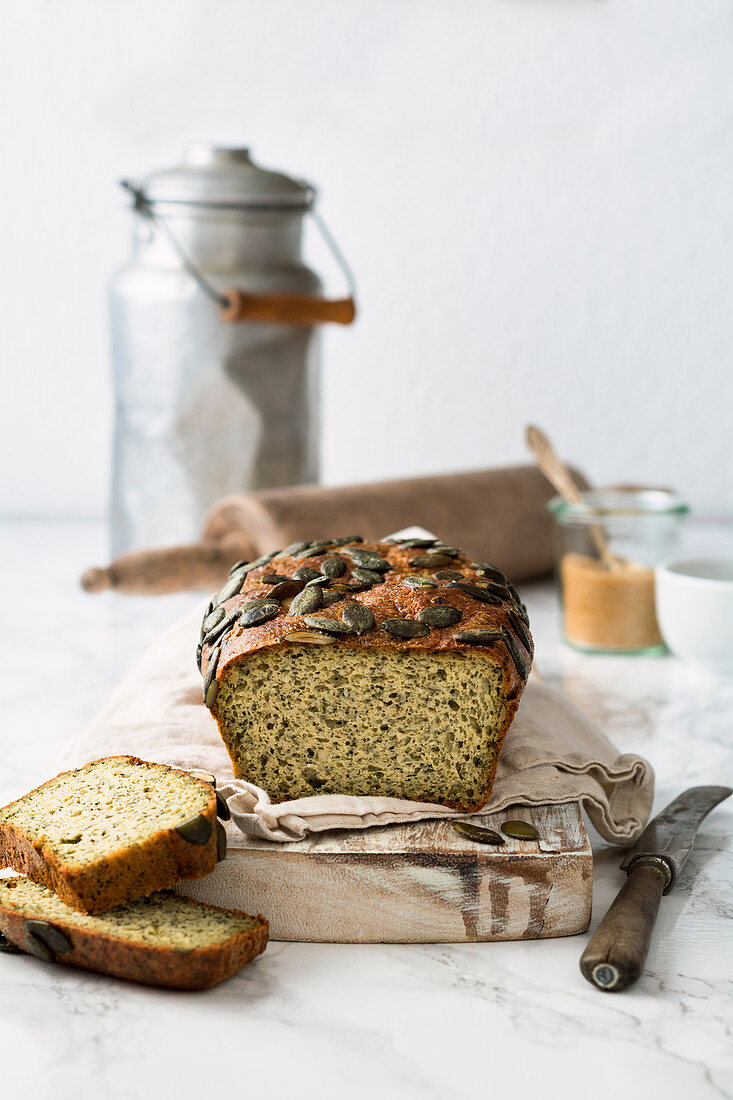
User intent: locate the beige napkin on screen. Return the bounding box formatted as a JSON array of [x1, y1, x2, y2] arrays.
[[59, 603, 653, 846]]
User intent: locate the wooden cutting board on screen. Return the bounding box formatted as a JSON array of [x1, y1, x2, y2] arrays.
[[181, 802, 593, 943]]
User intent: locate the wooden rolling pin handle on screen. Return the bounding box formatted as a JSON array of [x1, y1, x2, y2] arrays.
[[219, 289, 356, 326], [80, 540, 253, 596]]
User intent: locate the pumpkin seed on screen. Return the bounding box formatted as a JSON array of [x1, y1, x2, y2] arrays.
[[289, 585, 324, 616], [202, 645, 221, 705], [189, 770, 216, 786], [507, 610, 532, 651], [25, 930, 54, 962], [302, 615, 351, 635], [292, 541, 330, 560], [341, 602, 376, 635], [433, 569, 465, 581], [321, 556, 347, 578], [343, 548, 391, 572], [239, 601, 280, 628], [418, 605, 462, 627], [217, 821, 228, 861], [203, 606, 240, 647], [239, 597, 274, 612], [410, 553, 452, 568], [25, 919, 72, 955], [205, 680, 218, 708], [321, 590, 346, 608], [260, 572, 288, 584], [352, 567, 383, 585], [402, 575, 438, 589], [447, 581, 503, 606], [217, 571, 249, 606], [269, 579, 305, 600], [202, 605, 225, 636], [501, 627, 527, 679], [176, 814, 213, 845], [454, 630, 503, 645], [228, 559, 249, 575], [473, 563, 507, 585], [331, 535, 363, 546], [380, 618, 430, 639], [292, 566, 322, 582], [501, 820, 539, 841], [452, 821, 505, 845], [0, 931, 22, 954], [215, 791, 231, 821], [196, 642, 203, 672], [395, 537, 436, 549], [431, 546, 461, 558], [275, 540, 311, 559], [305, 575, 331, 587], [282, 630, 337, 644]]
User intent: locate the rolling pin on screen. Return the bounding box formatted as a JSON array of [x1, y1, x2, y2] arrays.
[[81, 464, 586, 596]]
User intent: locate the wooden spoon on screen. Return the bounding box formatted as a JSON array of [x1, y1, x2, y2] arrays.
[[525, 425, 622, 570]]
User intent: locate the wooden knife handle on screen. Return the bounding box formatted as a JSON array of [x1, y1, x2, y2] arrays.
[[219, 290, 356, 326], [579, 859, 669, 992]]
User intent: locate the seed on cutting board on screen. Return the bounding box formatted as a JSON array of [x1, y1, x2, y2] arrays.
[[0, 931, 22, 954], [501, 820, 539, 841], [380, 618, 430, 639], [292, 566, 322, 582], [352, 567, 384, 585], [215, 571, 246, 606], [447, 581, 503, 605], [25, 919, 72, 955], [215, 791, 231, 821], [202, 645, 221, 705], [320, 555, 347, 578], [289, 585, 323, 616], [410, 553, 452, 568], [302, 615, 351, 635], [268, 579, 305, 600], [282, 630, 337, 644], [454, 630, 503, 645], [402, 575, 438, 589], [418, 605, 462, 627], [452, 821, 505, 845], [175, 814, 213, 845], [343, 548, 391, 572], [239, 601, 280, 628], [341, 602, 376, 635]]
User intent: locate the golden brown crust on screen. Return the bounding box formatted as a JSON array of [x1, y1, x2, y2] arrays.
[[200, 539, 533, 811], [0, 885, 269, 991], [0, 757, 219, 914]]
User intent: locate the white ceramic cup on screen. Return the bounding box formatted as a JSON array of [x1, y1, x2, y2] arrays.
[[655, 558, 733, 674]]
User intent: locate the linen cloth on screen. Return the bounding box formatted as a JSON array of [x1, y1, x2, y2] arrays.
[[60, 604, 653, 846]]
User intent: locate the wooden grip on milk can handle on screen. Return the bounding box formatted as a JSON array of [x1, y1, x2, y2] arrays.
[[219, 290, 356, 326]]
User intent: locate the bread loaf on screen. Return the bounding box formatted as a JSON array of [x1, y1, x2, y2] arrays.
[[199, 536, 533, 812], [0, 757, 223, 913], [0, 877, 268, 990]]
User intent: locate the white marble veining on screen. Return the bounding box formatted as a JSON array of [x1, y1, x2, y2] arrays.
[[0, 520, 731, 1100]]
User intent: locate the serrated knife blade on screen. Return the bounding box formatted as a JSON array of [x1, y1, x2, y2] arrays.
[[580, 784, 731, 992]]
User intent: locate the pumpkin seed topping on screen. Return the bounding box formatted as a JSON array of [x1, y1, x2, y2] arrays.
[[201, 605, 224, 636], [454, 630, 504, 645], [289, 586, 324, 616], [433, 569, 465, 582], [447, 581, 503, 606], [507, 610, 532, 651], [0, 931, 22, 954], [215, 571, 246, 606], [275, 540, 310, 559], [402, 575, 438, 589], [331, 535, 363, 546], [341, 602, 376, 635], [25, 929, 54, 962], [268, 579, 305, 601], [472, 563, 508, 585], [203, 606, 241, 647], [431, 546, 461, 558], [501, 627, 528, 679], [452, 821, 505, 845], [282, 630, 337, 644], [418, 605, 462, 627], [292, 541, 330, 560], [321, 590, 346, 608], [380, 618, 430, 639], [196, 642, 203, 672], [302, 615, 351, 635], [215, 791, 231, 821], [24, 919, 72, 955], [342, 548, 391, 572], [305, 575, 331, 587], [501, 820, 539, 841], [202, 645, 221, 706], [217, 821, 228, 861], [176, 813, 213, 845], [410, 553, 452, 568], [321, 555, 348, 578], [261, 572, 290, 584], [240, 601, 280, 628], [352, 567, 383, 585], [395, 537, 437, 549], [292, 566, 322, 582]]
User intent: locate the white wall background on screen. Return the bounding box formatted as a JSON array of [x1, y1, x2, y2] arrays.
[[1, 0, 731, 519]]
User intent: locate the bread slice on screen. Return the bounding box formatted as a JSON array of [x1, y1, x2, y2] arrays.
[[0, 757, 221, 914], [0, 877, 268, 990]]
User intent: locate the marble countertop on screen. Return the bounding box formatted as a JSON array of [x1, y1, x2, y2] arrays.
[[1, 519, 731, 1100]]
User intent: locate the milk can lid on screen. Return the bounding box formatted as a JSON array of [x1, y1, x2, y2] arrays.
[[138, 144, 315, 210]]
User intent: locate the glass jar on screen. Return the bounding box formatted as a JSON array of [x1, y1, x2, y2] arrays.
[[549, 489, 689, 655]]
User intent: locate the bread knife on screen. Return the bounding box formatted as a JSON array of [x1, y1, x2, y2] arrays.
[[580, 785, 732, 992]]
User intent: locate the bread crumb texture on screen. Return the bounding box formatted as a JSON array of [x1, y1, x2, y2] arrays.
[[0, 758, 211, 869], [217, 647, 507, 807]]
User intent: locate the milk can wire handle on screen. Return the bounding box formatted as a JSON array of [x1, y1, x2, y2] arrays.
[[120, 179, 357, 325]]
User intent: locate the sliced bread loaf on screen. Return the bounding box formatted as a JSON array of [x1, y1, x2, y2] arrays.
[[0, 757, 222, 913], [0, 877, 268, 990]]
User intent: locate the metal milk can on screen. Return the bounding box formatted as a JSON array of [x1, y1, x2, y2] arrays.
[[109, 143, 355, 556]]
